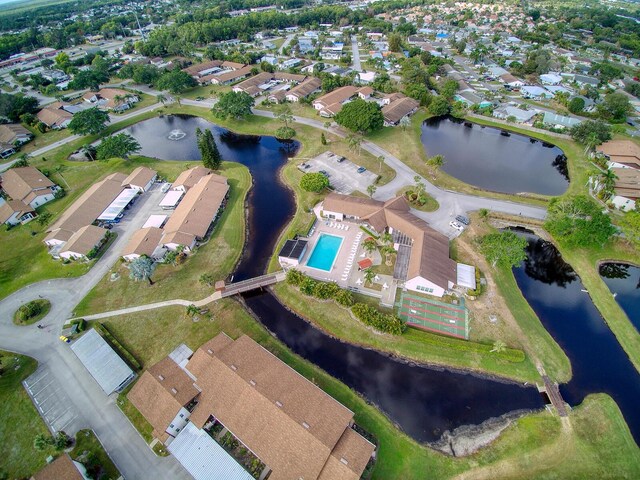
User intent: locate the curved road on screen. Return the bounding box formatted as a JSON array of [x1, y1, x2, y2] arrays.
[[0, 89, 547, 478]]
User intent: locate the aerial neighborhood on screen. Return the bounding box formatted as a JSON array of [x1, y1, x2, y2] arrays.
[[1, 0, 640, 479]]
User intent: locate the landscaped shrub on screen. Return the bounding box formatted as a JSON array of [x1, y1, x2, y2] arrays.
[[335, 288, 354, 307], [286, 269, 354, 307], [351, 303, 406, 335], [285, 269, 305, 286], [299, 276, 317, 295]]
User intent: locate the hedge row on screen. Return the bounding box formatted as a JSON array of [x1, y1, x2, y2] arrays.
[[286, 269, 406, 335], [351, 303, 407, 335], [94, 324, 142, 371], [286, 269, 355, 307]]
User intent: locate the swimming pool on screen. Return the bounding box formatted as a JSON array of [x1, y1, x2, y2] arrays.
[[306, 234, 343, 271]]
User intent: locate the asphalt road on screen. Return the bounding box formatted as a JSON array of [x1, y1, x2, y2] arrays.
[[0, 185, 191, 480], [351, 37, 362, 72]]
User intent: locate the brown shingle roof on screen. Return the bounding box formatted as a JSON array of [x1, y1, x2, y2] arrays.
[[1, 167, 54, 202], [187, 334, 356, 480], [613, 168, 640, 199], [212, 66, 253, 84], [122, 166, 156, 189], [161, 230, 196, 248], [183, 60, 223, 76], [122, 227, 164, 257], [0, 123, 30, 144], [598, 140, 640, 168], [235, 72, 274, 92], [323, 193, 456, 289], [172, 166, 211, 190], [37, 103, 73, 127], [313, 86, 358, 108], [47, 173, 125, 235], [288, 77, 321, 99], [274, 72, 306, 83], [127, 357, 200, 441], [317, 428, 375, 480], [59, 225, 107, 256], [382, 96, 420, 124], [163, 173, 229, 239], [0, 199, 33, 223], [31, 454, 84, 480]]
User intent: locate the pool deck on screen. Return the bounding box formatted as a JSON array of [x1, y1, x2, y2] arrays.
[[296, 208, 397, 306]]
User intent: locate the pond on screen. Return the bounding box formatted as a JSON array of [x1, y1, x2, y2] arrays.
[[125, 114, 545, 444], [599, 263, 640, 332], [512, 232, 640, 443], [421, 116, 569, 196]]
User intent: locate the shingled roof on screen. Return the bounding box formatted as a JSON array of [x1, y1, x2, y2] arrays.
[[597, 140, 640, 168], [1, 167, 54, 202], [322, 193, 456, 290]]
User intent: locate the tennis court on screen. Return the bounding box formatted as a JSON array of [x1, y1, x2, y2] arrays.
[[397, 291, 469, 339]]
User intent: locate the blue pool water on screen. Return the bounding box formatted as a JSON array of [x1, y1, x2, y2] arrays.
[[306, 234, 343, 271]]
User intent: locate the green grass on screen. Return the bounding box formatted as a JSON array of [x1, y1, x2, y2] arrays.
[[13, 299, 51, 325], [0, 351, 55, 478], [272, 282, 539, 382], [74, 161, 251, 315], [70, 429, 121, 480], [396, 186, 440, 212], [90, 301, 640, 480]]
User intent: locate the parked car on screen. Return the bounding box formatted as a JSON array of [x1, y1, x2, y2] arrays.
[[195, 96, 205, 101], [319, 170, 329, 177], [455, 215, 470, 225], [336, 156, 345, 163], [449, 221, 464, 231], [357, 166, 366, 173]]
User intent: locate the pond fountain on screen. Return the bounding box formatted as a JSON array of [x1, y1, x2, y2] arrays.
[[167, 129, 187, 141]]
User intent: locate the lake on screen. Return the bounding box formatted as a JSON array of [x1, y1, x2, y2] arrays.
[[599, 263, 640, 332], [421, 116, 569, 196]]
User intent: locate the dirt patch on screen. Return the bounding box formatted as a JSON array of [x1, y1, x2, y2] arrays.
[[429, 409, 534, 457]]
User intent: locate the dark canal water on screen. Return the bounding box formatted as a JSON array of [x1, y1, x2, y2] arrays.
[[125, 115, 544, 443], [513, 233, 640, 443], [421, 116, 569, 196], [599, 263, 640, 332]]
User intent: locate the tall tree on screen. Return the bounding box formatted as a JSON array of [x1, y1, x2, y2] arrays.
[[479, 231, 528, 268], [335, 98, 383, 133], [68, 107, 109, 135], [129, 256, 156, 285], [96, 133, 141, 160], [196, 127, 222, 170], [212, 91, 254, 120]]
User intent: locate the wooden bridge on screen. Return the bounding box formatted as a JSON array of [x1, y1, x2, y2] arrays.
[[538, 375, 569, 417], [219, 271, 286, 298]]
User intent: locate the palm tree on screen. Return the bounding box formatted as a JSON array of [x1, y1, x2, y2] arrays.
[[378, 155, 385, 173], [399, 115, 411, 131], [81, 144, 95, 161], [186, 304, 199, 317], [491, 339, 506, 353], [362, 237, 377, 254], [584, 132, 600, 156], [113, 94, 125, 108], [347, 133, 362, 156], [157, 94, 167, 105], [277, 104, 294, 128], [426, 155, 445, 176], [363, 267, 375, 286], [367, 184, 377, 198], [381, 245, 395, 266], [381, 232, 393, 245]]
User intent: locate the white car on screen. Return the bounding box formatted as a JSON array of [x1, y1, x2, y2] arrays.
[[449, 221, 464, 232]]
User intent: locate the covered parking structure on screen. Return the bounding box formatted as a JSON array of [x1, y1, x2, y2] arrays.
[[70, 328, 136, 395], [97, 188, 138, 223]]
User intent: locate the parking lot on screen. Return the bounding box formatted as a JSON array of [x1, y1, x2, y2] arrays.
[[24, 365, 80, 434], [299, 151, 379, 194]]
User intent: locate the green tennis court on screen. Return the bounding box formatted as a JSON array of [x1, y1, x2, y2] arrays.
[[396, 291, 469, 339]]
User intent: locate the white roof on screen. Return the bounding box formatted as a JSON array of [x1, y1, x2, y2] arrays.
[[70, 329, 135, 395], [97, 188, 138, 221], [168, 422, 254, 480], [456, 263, 477, 289], [160, 190, 184, 208], [521, 85, 549, 96], [142, 214, 168, 229]]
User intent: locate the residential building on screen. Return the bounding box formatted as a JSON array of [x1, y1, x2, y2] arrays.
[[543, 112, 581, 129], [82, 88, 139, 112], [322, 194, 460, 297], [209, 66, 253, 86], [30, 453, 89, 480], [540, 73, 563, 85], [0, 123, 32, 146], [130, 333, 375, 480], [232, 71, 275, 97], [59, 225, 108, 260], [597, 140, 640, 169], [122, 227, 166, 262], [37, 102, 74, 129], [0, 199, 36, 225], [283, 77, 321, 102], [172, 166, 211, 191], [1, 166, 58, 208], [162, 173, 229, 251], [499, 73, 524, 88], [312, 86, 373, 117], [520, 85, 552, 100], [611, 167, 640, 211], [493, 106, 536, 123], [381, 95, 420, 126], [277, 238, 308, 268], [122, 166, 157, 192], [574, 74, 599, 87]]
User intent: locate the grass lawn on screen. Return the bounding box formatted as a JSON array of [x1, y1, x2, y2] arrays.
[[271, 282, 539, 382], [13, 299, 51, 325], [181, 84, 231, 100], [74, 161, 250, 315], [111, 91, 157, 115], [91, 301, 640, 480], [396, 186, 439, 212], [70, 429, 121, 480], [0, 351, 56, 478]]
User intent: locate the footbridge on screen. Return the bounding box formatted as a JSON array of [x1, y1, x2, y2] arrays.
[[219, 271, 286, 298]]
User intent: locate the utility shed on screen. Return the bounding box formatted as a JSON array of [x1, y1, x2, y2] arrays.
[[70, 328, 135, 395], [167, 422, 254, 480]]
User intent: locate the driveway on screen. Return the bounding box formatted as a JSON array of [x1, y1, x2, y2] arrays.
[[351, 37, 362, 72], [0, 183, 191, 479]]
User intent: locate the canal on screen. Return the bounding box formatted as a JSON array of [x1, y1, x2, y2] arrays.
[[125, 114, 544, 443]]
